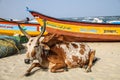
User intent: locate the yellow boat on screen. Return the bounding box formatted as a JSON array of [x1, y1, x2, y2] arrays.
[[28, 10, 120, 42], [0, 21, 42, 36]]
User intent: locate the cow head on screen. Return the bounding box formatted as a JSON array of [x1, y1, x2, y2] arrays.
[[18, 20, 47, 64]]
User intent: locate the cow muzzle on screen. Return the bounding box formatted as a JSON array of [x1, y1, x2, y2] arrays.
[[24, 59, 31, 64]]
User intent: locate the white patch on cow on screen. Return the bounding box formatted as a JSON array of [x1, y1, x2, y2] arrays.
[[35, 46, 43, 64], [59, 42, 90, 65], [26, 37, 38, 57]]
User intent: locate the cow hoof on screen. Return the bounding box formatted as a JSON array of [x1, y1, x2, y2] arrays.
[[79, 66, 83, 68], [51, 71, 56, 73], [24, 72, 31, 76], [83, 65, 88, 69], [64, 67, 68, 71], [85, 69, 92, 72]]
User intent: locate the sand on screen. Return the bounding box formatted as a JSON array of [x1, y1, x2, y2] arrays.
[[0, 42, 120, 80]]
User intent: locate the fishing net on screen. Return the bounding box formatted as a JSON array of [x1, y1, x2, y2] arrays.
[[0, 35, 23, 58]]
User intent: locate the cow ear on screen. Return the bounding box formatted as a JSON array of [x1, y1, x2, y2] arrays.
[[42, 33, 55, 43], [41, 43, 50, 50]]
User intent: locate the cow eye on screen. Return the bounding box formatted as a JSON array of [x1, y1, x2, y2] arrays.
[[29, 43, 31, 45], [34, 46, 38, 48], [31, 39, 33, 42]]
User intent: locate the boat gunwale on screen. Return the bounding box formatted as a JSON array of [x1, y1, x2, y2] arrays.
[[30, 11, 120, 27], [0, 21, 40, 26]]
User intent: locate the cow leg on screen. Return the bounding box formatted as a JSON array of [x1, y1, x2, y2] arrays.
[[25, 63, 41, 76], [50, 63, 67, 73], [86, 50, 95, 72]]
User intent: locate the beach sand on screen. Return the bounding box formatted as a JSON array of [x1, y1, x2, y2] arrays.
[[0, 42, 120, 80]]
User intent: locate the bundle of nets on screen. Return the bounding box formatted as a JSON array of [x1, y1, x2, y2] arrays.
[[0, 35, 23, 58]]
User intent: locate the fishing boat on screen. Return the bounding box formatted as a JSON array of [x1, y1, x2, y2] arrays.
[[0, 21, 42, 36], [28, 10, 120, 42]]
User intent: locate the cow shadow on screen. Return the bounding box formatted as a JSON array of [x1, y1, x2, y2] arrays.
[[25, 68, 48, 77], [93, 57, 101, 66]]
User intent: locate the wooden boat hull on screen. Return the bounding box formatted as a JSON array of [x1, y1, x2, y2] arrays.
[[0, 21, 42, 36], [29, 10, 120, 42]]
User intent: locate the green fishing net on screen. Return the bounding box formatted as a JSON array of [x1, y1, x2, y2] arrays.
[[0, 36, 23, 58]]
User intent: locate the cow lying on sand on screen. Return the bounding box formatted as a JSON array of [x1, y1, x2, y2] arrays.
[[18, 20, 96, 76]]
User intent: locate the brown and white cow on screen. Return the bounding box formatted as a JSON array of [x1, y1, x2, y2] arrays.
[[18, 20, 96, 76]]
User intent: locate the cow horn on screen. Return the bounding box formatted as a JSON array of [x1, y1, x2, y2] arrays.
[[18, 24, 31, 39], [37, 19, 46, 40]]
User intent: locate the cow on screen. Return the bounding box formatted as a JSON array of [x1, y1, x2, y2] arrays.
[[18, 20, 96, 76]]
